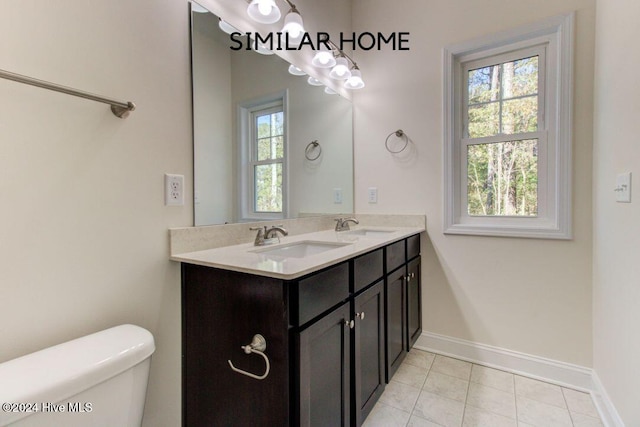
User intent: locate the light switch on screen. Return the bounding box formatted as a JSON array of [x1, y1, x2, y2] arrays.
[[615, 172, 632, 203], [333, 188, 343, 204], [368, 187, 378, 204]]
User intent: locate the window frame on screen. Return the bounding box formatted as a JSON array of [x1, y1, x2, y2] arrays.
[[443, 13, 574, 239], [238, 91, 289, 221]]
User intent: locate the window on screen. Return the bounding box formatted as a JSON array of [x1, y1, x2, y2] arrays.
[[443, 13, 574, 239], [239, 93, 288, 220]]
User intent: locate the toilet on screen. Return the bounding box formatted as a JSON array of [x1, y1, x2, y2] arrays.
[[0, 324, 155, 427]]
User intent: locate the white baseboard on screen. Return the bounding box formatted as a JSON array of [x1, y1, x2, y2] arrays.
[[591, 371, 626, 427], [415, 331, 624, 426]]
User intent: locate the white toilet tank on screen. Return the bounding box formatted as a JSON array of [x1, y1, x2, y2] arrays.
[[0, 324, 155, 427]]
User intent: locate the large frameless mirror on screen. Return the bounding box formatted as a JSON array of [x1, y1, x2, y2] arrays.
[[191, 4, 354, 226]]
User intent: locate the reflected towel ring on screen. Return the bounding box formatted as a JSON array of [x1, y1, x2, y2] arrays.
[[305, 140, 322, 161], [385, 129, 409, 153]]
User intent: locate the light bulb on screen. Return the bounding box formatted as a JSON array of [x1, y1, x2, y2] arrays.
[[344, 69, 365, 89], [307, 77, 323, 86], [282, 10, 305, 46], [258, 0, 271, 16], [312, 48, 336, 69], [247, 0, 281, 24], [288, 64, 306, 76], [330, 57, 351, 80]]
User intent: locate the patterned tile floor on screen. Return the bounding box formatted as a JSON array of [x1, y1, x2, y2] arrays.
[[363, 349, 603, 427]]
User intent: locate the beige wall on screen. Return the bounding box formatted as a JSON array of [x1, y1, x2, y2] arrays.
[[0, 1, 192, 426], [593, 0, 640, 424], [352, 0, 596, 366]]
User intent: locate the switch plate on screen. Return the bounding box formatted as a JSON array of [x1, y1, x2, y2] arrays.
[[368, 187, 378, 204], [165, 174, 184, 206], [615, 172, 632, 203], [333, 188, 343, 204]]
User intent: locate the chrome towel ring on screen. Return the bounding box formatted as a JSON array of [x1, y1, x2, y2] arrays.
[[228, 334, 271, 380], [385, 129, 409, 153], [305, 140, 322, 161]]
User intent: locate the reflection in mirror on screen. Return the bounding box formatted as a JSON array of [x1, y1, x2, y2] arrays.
[[191, 6, 354, 226]]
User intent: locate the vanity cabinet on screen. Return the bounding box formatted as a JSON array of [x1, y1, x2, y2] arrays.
[[181, 233, 421, 427], [385, 234, 422, 381]]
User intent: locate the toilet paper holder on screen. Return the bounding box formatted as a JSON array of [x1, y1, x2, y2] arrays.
[[228, 334, 271, 380]]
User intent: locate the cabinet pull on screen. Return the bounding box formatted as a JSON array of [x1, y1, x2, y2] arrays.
[[356, 312, 365, 320], [227, 334, 271, 380]]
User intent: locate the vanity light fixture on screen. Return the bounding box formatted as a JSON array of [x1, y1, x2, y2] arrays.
[[247, 0, 281, 24], [251, 37, 274, 55], [311, 46, 336, 68], [281, 3, 305, 47], [323, 86, 337, 95], [329, 56, 351, 80], [288, 64, 306, 76], [344, 67, 365, 89], [307, 76, 323, 86], [218, 19, 239, 35]]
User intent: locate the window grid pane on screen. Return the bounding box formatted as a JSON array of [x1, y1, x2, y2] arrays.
[[467, 55, 539, 138], [254, 163, 283, 213], [467, 139, 538, 217]]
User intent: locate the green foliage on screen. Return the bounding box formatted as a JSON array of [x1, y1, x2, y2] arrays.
[[466, 56, 539, 216], [254, 111, 284, 213], [467, 140, 538, 216]]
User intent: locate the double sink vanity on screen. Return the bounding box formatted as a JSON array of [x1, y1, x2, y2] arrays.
[[170, 215, 425, 426]]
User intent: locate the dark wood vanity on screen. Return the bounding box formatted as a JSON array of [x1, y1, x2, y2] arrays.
[[181, 233, 422, 426]]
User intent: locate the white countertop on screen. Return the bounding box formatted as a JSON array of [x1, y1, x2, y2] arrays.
[[170, 226, 425, 280]]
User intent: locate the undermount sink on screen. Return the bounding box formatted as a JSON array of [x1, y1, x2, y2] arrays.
[[251, 240, 352, 259], [344, 229, 396, 237]]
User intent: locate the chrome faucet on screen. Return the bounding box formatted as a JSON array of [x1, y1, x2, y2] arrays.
[[334, 217, 359, 232], [250, 225, 288, 246]]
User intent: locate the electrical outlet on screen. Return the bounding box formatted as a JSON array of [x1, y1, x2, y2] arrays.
[[334, 188, 343, 204], [368, 187, 378, 204], [165, 174, 184, 206]]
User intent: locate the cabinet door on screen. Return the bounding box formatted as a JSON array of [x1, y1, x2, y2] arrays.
[[295, 302, 351, 427], [407, 256, 422, 349], [385, 267, 407, 382], [353, 280, 385, 426]]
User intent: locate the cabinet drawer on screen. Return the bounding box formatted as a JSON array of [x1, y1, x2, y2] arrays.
[[353, 248, 383, 293], [290, 262, 350, 327], [385, 240, 405, 273], [407, 234, 420, 260]]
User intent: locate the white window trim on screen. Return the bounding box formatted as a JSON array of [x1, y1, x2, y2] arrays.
[[238, 90, 289, 222], [443, 13, 574, 239]]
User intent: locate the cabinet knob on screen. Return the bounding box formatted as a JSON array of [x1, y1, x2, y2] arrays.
[[356, 312, 365, 320], [344, 319, 355, 329], [406, 275, 411, 283]]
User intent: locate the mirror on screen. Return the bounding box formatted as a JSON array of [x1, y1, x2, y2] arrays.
[[191, 5, 354, 226]]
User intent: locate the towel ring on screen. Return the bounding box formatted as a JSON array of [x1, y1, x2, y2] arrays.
[[385, 129, 409, 154], [228, 334, 271, 380], [305, 140, 322, 161]]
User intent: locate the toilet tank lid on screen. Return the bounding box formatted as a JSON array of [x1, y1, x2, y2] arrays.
[[0, 324, 155, 405]]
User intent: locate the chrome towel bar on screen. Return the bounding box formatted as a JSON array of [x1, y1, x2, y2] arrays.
[[0, 68, 136, 118]]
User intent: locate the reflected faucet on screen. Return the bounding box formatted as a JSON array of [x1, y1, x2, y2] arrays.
[[250, 225, 288, 246], [334, 217, 359, 232]]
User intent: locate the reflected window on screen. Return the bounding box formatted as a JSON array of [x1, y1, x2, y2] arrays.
[[239, 94, 288, 220]]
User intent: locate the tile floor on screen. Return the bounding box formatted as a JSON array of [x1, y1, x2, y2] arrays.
[[363, 349, 603, 427]]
